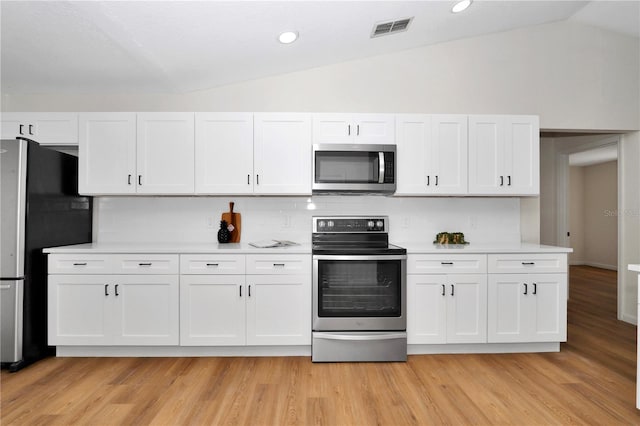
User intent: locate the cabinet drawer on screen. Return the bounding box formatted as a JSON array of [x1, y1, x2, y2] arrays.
[[408, 254, 487, 274], [180, 254, 245, 274], [48, 254, 113, 274], [488, 253, 567, 274], [246, 255, 311, 275], [111, 254, 179, 274]]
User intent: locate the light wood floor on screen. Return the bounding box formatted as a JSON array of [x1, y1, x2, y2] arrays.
[[2, 266, 639, 425]]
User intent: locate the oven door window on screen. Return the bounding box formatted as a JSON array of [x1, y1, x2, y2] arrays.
[[315, 151, 380, 183], [317, 259, 402, 317]]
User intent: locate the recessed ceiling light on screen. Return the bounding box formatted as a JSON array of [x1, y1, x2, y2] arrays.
[[452, 0, 472, 13], [278, 31, 298, 44]]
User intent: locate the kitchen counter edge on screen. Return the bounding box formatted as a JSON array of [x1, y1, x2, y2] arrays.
[[43, 242, 312, 254], [400, 243, 573, 254]]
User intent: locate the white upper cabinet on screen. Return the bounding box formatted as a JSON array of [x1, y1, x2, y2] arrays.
[[79, 113, 137, 195], [468, 115, 539, 195], [1, 113, 78, 145], [79, 113, 195, 195], [254, 113, 311, 195], [136, 113, 195, 194], [312, 113, 395, 144], [194, 113, 254, 194], [396, 114, 468, 195]]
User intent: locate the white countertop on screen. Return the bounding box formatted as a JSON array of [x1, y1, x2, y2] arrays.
[[43, 242, 312, 254], [44, 241, 571, 255], [629, 264, 640, 272], [398, 242, 573, 254]]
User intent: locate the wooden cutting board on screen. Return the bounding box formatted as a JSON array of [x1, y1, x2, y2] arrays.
[[221, 202, 241, 243]]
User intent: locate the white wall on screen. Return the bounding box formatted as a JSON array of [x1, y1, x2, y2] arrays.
[[95, 196, 521, 246], [3, 21, 639, 132], [569, 166, 585, 264]]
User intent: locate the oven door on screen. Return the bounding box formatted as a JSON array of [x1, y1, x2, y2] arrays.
[[312, 254, 406, 331]]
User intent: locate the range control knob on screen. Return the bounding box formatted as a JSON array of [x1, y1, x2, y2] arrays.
[[318, 220, 326, 229], [376, 220, 384, 229], [367, 220, 375, 228], [327, 220, 335, 228]]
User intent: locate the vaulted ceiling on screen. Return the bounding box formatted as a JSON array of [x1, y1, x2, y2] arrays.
[[1, 1, 638, 94]]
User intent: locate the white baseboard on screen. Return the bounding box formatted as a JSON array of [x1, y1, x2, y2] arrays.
[[621, 312, 638, 326]]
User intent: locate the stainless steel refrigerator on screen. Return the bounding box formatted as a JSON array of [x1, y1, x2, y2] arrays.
[[1, 137, 92, 371]]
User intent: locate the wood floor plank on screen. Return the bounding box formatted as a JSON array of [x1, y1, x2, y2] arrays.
[[2, 266, 640, 425]]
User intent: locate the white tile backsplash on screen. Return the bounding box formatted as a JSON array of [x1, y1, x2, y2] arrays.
[[95, 196, 521, 245]]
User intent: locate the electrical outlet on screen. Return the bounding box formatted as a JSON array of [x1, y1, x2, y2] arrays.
[[207, 216, 216, 229], [283, 215, 291, 228], [402, 216, 410, 228], [469, 216, 477, 230]]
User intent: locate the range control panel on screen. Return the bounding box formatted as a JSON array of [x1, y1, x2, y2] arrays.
[[313, 216, 387, 233]]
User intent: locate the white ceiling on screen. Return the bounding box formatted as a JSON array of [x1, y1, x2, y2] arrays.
[[1, 1, 638, 94]]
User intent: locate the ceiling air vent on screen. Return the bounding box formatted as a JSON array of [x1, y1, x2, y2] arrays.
[[371, 17, 413, 38]]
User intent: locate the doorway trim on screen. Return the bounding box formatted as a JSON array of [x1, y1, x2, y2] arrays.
[[555, 134, 622, 317]]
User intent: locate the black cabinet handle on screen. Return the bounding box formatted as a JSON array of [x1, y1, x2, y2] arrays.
[[273, 263, 285, 267], [138, 263, 152, 266], [73, 262, 87, 266], [128, 174, 132, 185], [248, 285, 251, 297], [427, 175, 430, 186], [347, 124, 351, 136], [28, 124, 34, 135], [441, 284, 445, 296], [533, 283, 537, 295], [522, 262, 535, 265], [115, 284, 119, 296], [105, 284, 109, 296], [500, 176, 504, 186], [256, 174, 259, 185], [247, 174, 250, 185], [451, 284, 455, 296], [523, 283, 528, 295], [508, 175, 512, 186], [19, 124, 24, 135], [441, 262, 454, 265], [138, 175, 142, 186], [206, 263, 219, 267], [435, 175, 439, 186], [357, 124, 360, 136], [239, 285, 242, 297]]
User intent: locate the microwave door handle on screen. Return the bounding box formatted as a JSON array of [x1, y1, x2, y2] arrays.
[[378, 152, 385, 184]]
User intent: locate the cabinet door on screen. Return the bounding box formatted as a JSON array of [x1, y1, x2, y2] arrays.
[[527, 274, 567, 342], [0, 113, 24, 140], [312, 113, 353, 144], [79, 113, 137, 195], [195, 113, 254, 194], [48, 275, 112, 345], [112, 275, 179, 345], [430, 115, 468, 194], [468, 115, 503, 195], [407, 274, 447, 344], [446, 274, 487, 343], [395, 114, 431, 195], [246, 274, 311, 345], [27, 113, 79, 145], [253, 113, 311, 195], [502, 116, 539, 195], [180, 275, 246, 346], [136, 113, 195, 194], [487, 274, 527, 343], [352, 114, 395, 144]]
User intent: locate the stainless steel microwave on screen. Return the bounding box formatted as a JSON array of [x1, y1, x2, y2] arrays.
[[312, 144, 396, 194]]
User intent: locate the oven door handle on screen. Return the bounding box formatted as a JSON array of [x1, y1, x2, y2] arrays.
[[313, 254, 407, 261], [378, 152, 385, 184], [313, 332, 406, 341]]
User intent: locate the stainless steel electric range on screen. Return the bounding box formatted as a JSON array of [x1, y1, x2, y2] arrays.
[[311, 216, 407, 362]]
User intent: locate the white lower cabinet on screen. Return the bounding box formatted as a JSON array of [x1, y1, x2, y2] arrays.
[[48, 274, 179, 346], [487, 273, 567, 343], [180, 275, 246, 346], [245, 274, 311, 345], [407, 254, 488, 344], [408, 273, 487, 344], [179, 254, 311, 346]]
